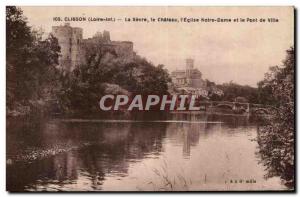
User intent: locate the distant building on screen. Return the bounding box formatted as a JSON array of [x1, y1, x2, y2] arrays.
[[171, 59, 206, 88], [52, 23, 134, 71], [171, 59, 208, 97]]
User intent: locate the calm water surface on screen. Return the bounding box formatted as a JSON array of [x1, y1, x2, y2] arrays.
[[7, 113, 285, 191]]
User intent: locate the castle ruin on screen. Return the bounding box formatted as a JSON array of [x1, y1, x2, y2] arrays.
[[52, 23, 134, 71]]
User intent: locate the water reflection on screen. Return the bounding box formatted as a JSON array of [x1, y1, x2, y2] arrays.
[[7, 113, 285, 191]]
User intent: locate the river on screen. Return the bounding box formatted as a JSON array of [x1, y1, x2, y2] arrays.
[[6, 113, 286, 191]]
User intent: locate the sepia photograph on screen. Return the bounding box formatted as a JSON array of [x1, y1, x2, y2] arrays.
[[6, 6, 295, 192]]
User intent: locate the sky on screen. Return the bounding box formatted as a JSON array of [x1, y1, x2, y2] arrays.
[[20, 6, 294, 87]]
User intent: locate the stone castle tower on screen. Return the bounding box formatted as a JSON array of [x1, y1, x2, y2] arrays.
[[52, 23, 83, 71], [185, 58, 194, 78], [52, 23, 134, 71], [186, 58, 194, 85], [186, 58, 194, 70]]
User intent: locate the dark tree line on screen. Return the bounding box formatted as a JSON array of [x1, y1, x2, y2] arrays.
[[7, 6, 61, 116], [257, 47, 294, 189], [204, 79, 262, 104], [206, 76, 291, 105]]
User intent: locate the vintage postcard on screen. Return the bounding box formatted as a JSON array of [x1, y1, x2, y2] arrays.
[[6, 6, 295, 192]]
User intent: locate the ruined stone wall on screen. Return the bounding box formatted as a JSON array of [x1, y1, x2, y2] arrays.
[[82, 33, 134, 58], [111, 41, 134, 58], [52, 24, 134, 71]]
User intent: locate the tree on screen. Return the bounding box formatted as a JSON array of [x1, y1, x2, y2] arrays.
[[7, 6, 32, 108], [214, 82, 259, 103], [6, 6, 32, 56], [6, 6, 61, 115], [257, 47, 294, 189]]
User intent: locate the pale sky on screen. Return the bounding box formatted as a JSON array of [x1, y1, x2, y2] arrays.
[[21, 6, 294, 87]]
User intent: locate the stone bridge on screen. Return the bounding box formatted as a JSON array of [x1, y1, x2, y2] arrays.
[[198, 101, 273, 115]]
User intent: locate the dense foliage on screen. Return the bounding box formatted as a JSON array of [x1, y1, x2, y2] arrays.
[[7, 6, 61, 116], [219, 82, 258, 103], [257, 47, 294, 189], [205, 79, 260, 103]]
